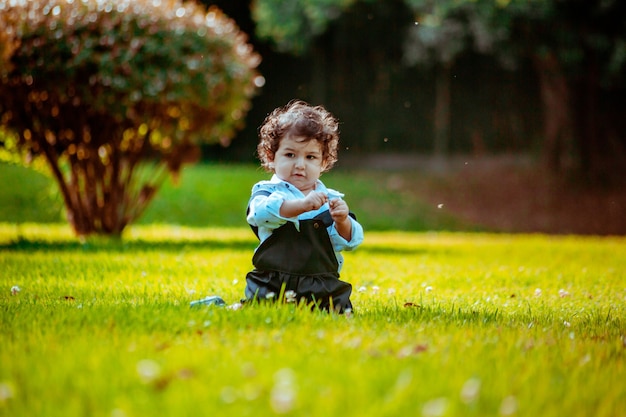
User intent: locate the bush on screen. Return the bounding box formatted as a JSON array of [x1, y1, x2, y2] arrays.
[[0, 0, 262, 237]]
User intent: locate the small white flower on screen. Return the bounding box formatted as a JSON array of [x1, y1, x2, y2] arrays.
[[437, 203, 444, 209], [10, 286, 20, 295], [265, 292, 276, 300], [220, 386, 237, 404], [371, 285, 380, 294], [111, 409, 127, 417], [422, 397, 448, 417], [271, 368, 297, 414], [227, 302, 243, 311], [425, 286, 433, 293], [0, 382, 14, 401], [499, 396, 518, 416], [534, 288, 542, 297], [387, 288, 396, 295], [563, 321, 571, 327], [232, 279, 239, 285], [136, 359, 160, 383], [558, 289, 570, 298], [357, 286, 367, 293], [284, 290, 297, 303], [460, 378, 481, 404]]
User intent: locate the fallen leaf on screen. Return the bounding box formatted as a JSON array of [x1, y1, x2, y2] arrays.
[[404, 302, 421, 308]]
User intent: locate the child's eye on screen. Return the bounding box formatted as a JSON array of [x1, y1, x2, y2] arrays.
[[285, 152, 295, 158], [307, 155, 317, 160]]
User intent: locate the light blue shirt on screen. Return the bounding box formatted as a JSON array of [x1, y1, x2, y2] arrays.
[[247, 175, 364, 271]]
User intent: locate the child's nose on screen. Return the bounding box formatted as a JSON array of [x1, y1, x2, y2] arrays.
[[295, 156, 305, 168]]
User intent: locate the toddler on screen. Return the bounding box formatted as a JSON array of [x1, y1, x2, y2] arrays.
[[244, 99, 364, 312]]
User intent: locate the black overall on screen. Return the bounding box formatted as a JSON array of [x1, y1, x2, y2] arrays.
[[245, 209, 353, 313]]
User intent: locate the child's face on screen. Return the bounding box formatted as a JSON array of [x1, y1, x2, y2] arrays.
[[272, 134, 326, 194]]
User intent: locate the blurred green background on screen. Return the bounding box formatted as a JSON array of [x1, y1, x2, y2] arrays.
[[2, 0, 625, 235], [0, 162, 467, 233]]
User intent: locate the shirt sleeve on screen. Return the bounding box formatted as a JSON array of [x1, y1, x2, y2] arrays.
[[328, 216, 364, 252], [247, 189, 299, 230]]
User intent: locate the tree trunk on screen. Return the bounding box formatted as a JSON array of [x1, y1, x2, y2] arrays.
[[40, 150, 163, 238], [570, 49, 611, 183], [310, 44, 327, 105], [433, 62, 452, 168], [533, 52, 571, 174], [40, 142, 93, 237], [535, 48, 623, 183]]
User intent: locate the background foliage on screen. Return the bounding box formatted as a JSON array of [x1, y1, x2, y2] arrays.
[[208, 0, 626, 183], [0, 0, 261, 236]]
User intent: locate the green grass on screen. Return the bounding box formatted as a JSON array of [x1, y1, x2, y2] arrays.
[[1, 224, 625, 417], [1, 162, 625, 416], [0, 163, 64, 223]]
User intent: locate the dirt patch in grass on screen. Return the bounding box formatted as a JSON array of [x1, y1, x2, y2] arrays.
[[341, 154, 626, 236]]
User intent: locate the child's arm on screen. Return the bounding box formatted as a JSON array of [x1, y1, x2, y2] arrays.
[[279, 191, 328, 218], [329, 198, 352, 241]]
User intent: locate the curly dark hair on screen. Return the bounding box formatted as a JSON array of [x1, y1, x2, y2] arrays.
[[257, 99, 340, 172]]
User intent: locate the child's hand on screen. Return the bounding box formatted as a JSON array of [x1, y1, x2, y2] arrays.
[[279, 191, 327, 218], [303, 191, 328, 211], [329, 198, 349, 223], [330, 198, 352, 241]]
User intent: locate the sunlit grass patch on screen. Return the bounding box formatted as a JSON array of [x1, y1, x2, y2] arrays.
[[1, 225, 625, 417]]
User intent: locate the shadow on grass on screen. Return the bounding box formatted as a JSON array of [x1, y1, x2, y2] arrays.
[[1, 238, 438, 256], [0, 237, 258, 253]]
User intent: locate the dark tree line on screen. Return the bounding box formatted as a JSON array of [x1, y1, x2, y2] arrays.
[[205, 0, 626, 184], [2, 0, 624, 236]]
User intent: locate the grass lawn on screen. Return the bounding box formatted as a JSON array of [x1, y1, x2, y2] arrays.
[[1, 224, 625, 417], [0, 162, 625, 416]]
